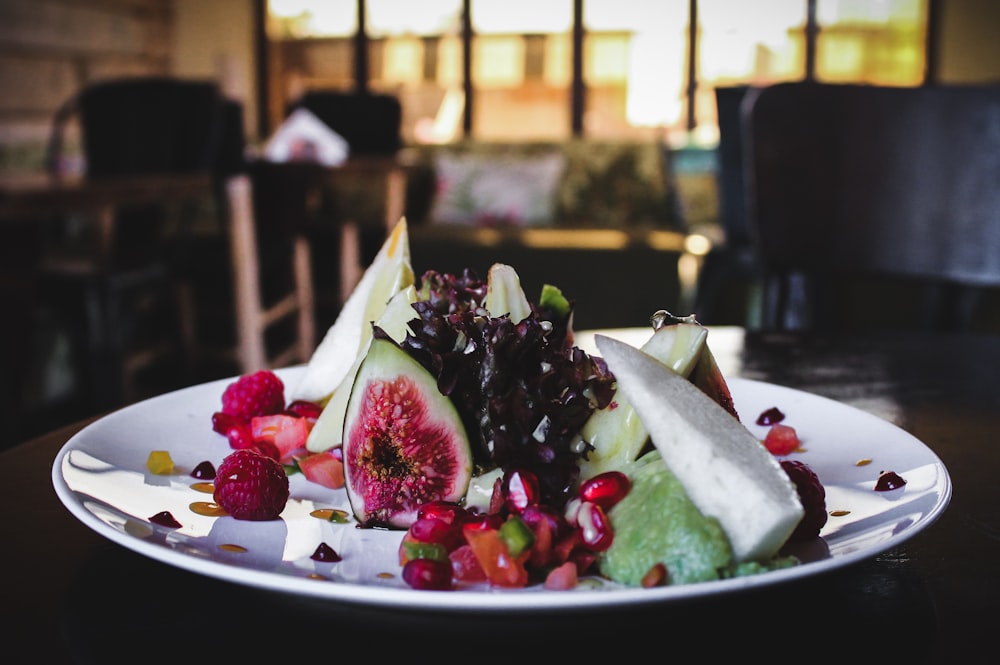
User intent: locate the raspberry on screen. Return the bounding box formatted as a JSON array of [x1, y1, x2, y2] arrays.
[[213, 449, 290, 521], [781, 459, 828, 541], [220, 370, 286, 421]]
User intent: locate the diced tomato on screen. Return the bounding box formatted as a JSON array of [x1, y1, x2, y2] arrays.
[[764, 423, 801, 455], [543, 561, 578, 590], [449, 544, 487, 583], [295, 450, 345, 489], [463, 525, 529, 588], [251, 414, 311, 461]]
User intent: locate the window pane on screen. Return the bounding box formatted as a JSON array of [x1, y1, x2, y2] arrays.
[[816, 0, 927, 85], [267, 0, 356, 38], [697, 0, 805, 143], [367, 0, 462, 36], [265, 1, 357, 134], [367, 0, 463, 143], [583, 0, 688, 140], [471, 0, 572, 34], [470, 0, 573, 140]]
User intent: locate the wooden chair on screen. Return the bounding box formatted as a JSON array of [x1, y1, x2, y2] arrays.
[[287, 91, 407, 328], [178, 110, 319, 378], [742, 82, 1000, 333], [40, 77, 228, 410], [693, 85, 761, 325], [42, 80, 319, 416]]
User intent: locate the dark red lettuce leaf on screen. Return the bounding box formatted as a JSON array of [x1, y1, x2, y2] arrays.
[[386, 269, 616, 509]]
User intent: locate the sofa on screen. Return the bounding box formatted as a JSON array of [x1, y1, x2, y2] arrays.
[[405, 140, 697, 330], [312, 138, 700, 332]]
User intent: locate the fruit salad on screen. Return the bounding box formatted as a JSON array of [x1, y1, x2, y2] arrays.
[[206, 218, 828, 592]]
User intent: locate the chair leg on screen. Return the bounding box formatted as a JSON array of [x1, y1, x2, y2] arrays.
[[339, 221, 363, 307], [225, 174, 267, 373], [293, 234, 316, 362]]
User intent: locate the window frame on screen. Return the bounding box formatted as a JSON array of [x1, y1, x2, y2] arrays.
[[256, 0, 937, 141]]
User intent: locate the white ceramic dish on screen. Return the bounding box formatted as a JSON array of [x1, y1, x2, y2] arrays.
[[52, 363, 951, 611]]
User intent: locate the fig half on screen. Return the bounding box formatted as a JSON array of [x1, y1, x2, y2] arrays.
[[342, 336, 473, 528]]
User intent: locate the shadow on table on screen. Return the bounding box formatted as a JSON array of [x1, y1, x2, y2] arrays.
[[55, 540, 938, 663]]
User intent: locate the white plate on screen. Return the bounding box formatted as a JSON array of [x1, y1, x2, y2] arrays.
[[52, 365, 951, 612]]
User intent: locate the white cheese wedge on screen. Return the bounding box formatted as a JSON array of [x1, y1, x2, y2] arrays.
[[594, 334, 804, 562], [578, 323, 708, 481], [291, 218, 415, 404]]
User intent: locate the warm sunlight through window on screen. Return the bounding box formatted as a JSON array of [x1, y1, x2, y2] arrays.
[[267, 0, 355, 38], [815, 0, 926, 85], [584, 0, 687, 139], [265, 0, 930, 143]]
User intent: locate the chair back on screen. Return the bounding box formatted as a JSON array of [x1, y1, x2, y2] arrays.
[[743, 82, 1000, 331], [74, 77, 227, 176], [292, 91, 403, 157]]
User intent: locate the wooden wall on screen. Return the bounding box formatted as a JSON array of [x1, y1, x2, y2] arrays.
[[0, 0, 174, 173]]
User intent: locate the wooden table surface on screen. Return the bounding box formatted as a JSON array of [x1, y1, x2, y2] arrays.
[[3, 327, 998, 663]]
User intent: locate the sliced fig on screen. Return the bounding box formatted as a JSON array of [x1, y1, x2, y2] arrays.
[[306, 285, 418, 453], [342, 337, 473, 529]]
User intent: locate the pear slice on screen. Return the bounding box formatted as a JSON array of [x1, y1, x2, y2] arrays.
[[594, 334, 804, 562], [291, 218, 415, 404], [578, 323, 708, 481], [306, 285, 418, 453]]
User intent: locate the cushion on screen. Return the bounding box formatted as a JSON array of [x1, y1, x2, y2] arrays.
[[430, 151, 565, 227]]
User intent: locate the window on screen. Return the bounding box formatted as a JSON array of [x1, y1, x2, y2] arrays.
[[582, 0, 688, 140], [262, 0, 929, 145], [815, 0, 927, 85], [470, 0, 573, 139]]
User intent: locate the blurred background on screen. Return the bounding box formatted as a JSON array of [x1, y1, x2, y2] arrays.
[[1, 0, 999, 448]]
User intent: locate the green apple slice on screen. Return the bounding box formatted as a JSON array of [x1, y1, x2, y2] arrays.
[[594, 334, 804, 562], [306, 285, 418, 452], [578, 322, 708, 481], [291, 218, 415, 404]]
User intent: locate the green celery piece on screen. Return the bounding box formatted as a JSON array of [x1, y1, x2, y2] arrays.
[[499, 515, 536, 557], [401, 540, 449, 563], [539, 283, 571, 317]]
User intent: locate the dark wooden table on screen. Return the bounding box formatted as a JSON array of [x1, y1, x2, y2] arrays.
[[3, 328, 998, 663]]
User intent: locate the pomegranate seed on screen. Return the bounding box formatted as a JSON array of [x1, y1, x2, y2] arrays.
[[502, 468, 540, 514], [286, 399, 323, 420], [402, 558, 454, 590], [226, 422, 256, 450], [520, 504, 565, 537], [641, 562, 668, 587], [463, 513, 504, 531], [764, 424, 800, 455], [211, 411, 242, 435], [875, 469, 907, 492], [408, 516, 464, 551], [418, 500, 469, 526], [577, 501, 614, 551], [578, 471, 631, 510], [521, 505, 563, 568], [756, 406, 785, 426], [563, 497, 582, 526]]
